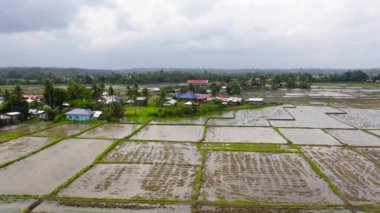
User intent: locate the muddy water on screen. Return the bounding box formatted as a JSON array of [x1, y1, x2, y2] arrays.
[[0, 137, 55, 165], [302, 146, 380, 204], [0, 122, 54, 134], [358, 147, 380, 162], [59, 163, 198, 200], [0, 199, 36, 212], [205, 127, 287, 144], [103, 142, 201, 165], [201, 151, 343, 204], [33, 201, 191, 213], [34, 124, 94, 137], [279, 129, 342, 145], [331, 108, 380, 129], [207, 106, 293, 126], [326, 129, 380, 146], [131, 125, 204, 142], [270, 106, 352, 128], [0, 139, 112, 195], [79, 124, 141, 139]]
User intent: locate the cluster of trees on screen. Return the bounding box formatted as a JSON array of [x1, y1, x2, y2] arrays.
[[0, 86, 29, 118]]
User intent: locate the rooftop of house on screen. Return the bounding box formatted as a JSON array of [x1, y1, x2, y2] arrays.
[[65, 108, 93, 116], [176, 93, 197, 99], [187, 79, 209, 84]]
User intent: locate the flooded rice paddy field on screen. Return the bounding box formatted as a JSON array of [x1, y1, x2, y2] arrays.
[[200, 151, 343, 204], [0, 136, 55, 165], [0, 138, 112, 195], [59, 163, 198, 200], [0, 104, 380, 211], [131, 124, 204, 142], [205, 127, 287, 144], [302, 146, 380, 204], [326, 129, 380, 146], [279, 128, 342, 145], [34, 123, 95, 137], [32, 201, 191, 213], [0, 199, 37, 212], [103, 141, 201, 165], [79, 123, 141, 139], [0, 122, 54, 134]]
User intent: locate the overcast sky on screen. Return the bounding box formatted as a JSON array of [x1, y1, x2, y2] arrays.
[[0, 0, 379, 69]]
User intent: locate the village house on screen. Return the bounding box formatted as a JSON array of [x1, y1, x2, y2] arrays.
[[176, 92, 197, 100], [187, 79, 209, 87], [0, 114, 11, 126], [5, 112, 21, 123], [22, 95, 42, 103], [163, 99, 177, 107], [136, 97, 147, 106], [65, 109, 94, 121]]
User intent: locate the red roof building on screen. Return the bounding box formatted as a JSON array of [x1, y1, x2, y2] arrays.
[[187, 79, 209, 86], [197, 94, 210, 101]]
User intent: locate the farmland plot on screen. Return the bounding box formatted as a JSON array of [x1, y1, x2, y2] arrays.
[[0, 199, 36, 212], [0, 122, 54, 134], [33, 201, 191, 213], [79, 124, 140, 139], [0, 136, 55, 165], [326, 130, 380, 146], [302, 146, 380, 204], [207, 106, 293, 126], [330, 108, 380, 129], [270, 106, 352, 128], [59, 164, 198, 200], [279, 129, 342, 145], [197, 205, 351, 213], [370, 130, 380, 136], [151, 117, 207, 125], [0, 139, 112, 195], [200, 151, 342, 204], [34, 124, 95, 137], [103, 142, 201, 165], [131, 125, 203, 142], [205, 127, 287, 144], [358, 147, 380, 162]]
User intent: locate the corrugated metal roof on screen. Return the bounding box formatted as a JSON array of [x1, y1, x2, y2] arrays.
[[65, 109, 93, 116]]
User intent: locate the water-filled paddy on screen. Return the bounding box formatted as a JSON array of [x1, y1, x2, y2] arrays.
[[131, 125, 204, 142], [34, 124, 95, 137], [0, 122, 54, 134], [79, 123, 141, 139], [279, 128, 342, 145], [326, 129, 380, 146]]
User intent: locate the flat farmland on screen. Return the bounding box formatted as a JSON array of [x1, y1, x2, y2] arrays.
[[358, 147, 380, 162], [326, 129, 380, 146], [34, 124, 95, 137], [0, 138, 112, 195], [59, 163, 198, 200], [279, 128, 342, 145], [302, 146, 380, 204], [205, 127, 287, 144], [79, 123, 141, 139], [207, 106, 293, 126], [103, 141, 201, 165], [0, 122, 54, 134], [131, 125, 204, 142], [0, 136, 55, 165], [200, 151, 342, 204], [270, 106, 353, 128], [331, 108, 380, 129]]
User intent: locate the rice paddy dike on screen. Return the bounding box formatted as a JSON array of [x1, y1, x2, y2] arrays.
[[0, 104, 380, 212]]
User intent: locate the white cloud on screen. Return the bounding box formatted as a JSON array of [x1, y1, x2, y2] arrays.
[[0, 0, 380, 68]]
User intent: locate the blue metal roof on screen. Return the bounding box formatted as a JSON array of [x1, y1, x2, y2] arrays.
[[65, 108, 93, 116], [176, 93, 197, 99]]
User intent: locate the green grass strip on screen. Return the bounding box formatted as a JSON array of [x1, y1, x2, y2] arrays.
[[192, 149, 207, 200]]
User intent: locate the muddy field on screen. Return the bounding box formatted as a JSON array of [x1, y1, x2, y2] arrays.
[[326, 129, 380, 146], [103, 141, 201, 165], [32, 201, 191, 213], [131, 125, 204, 142], [0, 122, 54, 134], [331, 108, 380, 129], [205, 127, 287, 144], [358, 147, 380, 162], [79, 124, 141, 139], [207, 106, 293, 126], [302, 146, 380, 204], [34, 124, 95, 137], [279, 129, 342, 145], [59, 163, 198, 200], [0, 138, 112, 195], [270, 106, 352, 128], [0, 136, 55, 165], [200, 151, 342, 204]]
